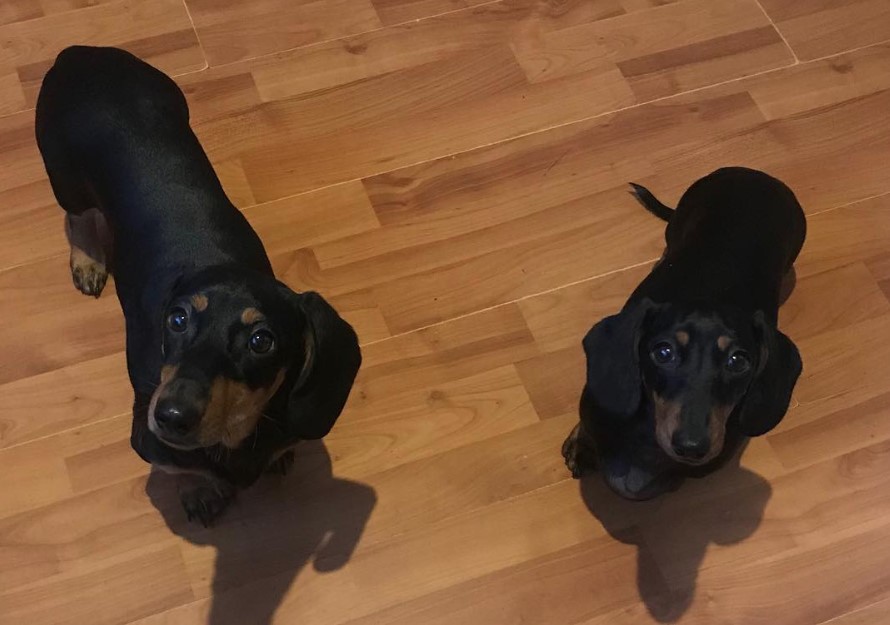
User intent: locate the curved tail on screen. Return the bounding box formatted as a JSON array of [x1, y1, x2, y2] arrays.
[[629, 182, 674, 222]]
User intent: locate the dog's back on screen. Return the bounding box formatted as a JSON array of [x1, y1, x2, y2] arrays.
[[630, 167, 806, 315], [37, 46, 189, 150], [36, 46, 270, 285], [671, 168, 805, 257]]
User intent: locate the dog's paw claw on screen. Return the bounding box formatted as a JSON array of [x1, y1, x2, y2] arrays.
[[180, 484, 234, 527], [562, 423, 596, 479], [564, 448, 584, 479], [70, 259, 108, 298]]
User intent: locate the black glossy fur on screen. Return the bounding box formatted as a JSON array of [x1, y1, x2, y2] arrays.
[[563, 168, 805, 500], [35, 46, 361, 525]]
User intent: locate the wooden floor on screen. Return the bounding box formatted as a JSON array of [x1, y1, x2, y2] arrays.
[[2, 1, 890, 623]]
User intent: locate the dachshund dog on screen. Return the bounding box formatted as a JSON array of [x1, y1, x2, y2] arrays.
[[35, 46, 361, 525], [563, 167, 805, 500]]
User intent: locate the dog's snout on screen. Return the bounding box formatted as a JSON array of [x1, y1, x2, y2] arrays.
[[154, 398, 201, 437], [671, 432, 710, 461]]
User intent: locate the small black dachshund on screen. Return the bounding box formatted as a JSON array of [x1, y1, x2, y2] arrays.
[[563, 167, 805, 500], [35, 46, 361, 525]]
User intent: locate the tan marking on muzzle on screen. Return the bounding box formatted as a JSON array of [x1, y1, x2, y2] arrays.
[[241, 307, 264, 325], [653, 392, 682, 456], [147, 365, 179, 436], [704, 404, 735, 462], [190, 294, 208, 312], [197, 369, 288, 448], [160, 365, 178, 384], [675, 331, 689, 346]]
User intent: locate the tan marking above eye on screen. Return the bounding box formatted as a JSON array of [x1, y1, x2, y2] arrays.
[[190, 294, 208, 312], [675, 331, 690, 346], [717, 335, 732, 351], [241, 307, 264, 325]]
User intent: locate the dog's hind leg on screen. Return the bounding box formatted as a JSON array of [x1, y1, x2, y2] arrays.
[[37, 132, 113, 298], [66, 208, 111, 297]]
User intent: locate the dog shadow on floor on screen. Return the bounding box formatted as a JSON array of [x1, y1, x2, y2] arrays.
[[578, 439, 771, 622], [146, 440, 376, 625]]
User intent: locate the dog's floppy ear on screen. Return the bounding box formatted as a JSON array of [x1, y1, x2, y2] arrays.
[[736, 311, 801, 436], [582, 298, 656, 419], [283, 290, 362, 440]]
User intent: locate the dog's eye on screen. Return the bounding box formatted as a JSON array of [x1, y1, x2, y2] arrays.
[[249, 330, 275, 354], [726, 350, 751, 373], [167, 307, 189, 333], [651, 342, 677, 365]]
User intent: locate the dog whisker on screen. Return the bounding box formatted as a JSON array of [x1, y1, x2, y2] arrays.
[[260, 412, 285, 432]]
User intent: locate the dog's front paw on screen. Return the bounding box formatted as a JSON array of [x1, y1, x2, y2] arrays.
[[266, 449, 295, 476], [179, 480, 235, 527], [562, 422, 596, 479], [70, 248, 108, 298]]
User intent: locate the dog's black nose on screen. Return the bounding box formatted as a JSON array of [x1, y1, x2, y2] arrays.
[[671, 433, 710, 461], [154, 401, 198, 437]]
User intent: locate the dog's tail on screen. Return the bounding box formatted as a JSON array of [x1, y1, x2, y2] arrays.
[[629, 182, 674, 222]]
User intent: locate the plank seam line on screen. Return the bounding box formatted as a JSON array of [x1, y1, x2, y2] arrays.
[[5, 183, 889, 451], [753, 0, 800, 65], [180, 0, 210, 73], [361, 256, 660, 347]]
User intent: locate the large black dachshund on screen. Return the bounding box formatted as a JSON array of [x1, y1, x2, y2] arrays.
[[35, 46, 361, 525], [563, 167, 805, 500]]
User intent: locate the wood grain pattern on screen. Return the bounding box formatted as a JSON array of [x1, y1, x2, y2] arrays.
[[370, 0, 494, 26], [0, 0, 204, 116], [185, 0, 383, 66], [759, 0, 890, 61], [2, 1, 890, 624]]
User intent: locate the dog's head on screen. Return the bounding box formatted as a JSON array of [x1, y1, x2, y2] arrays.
[[147, 269, 361, 450], [582, 299, 800, 466]]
